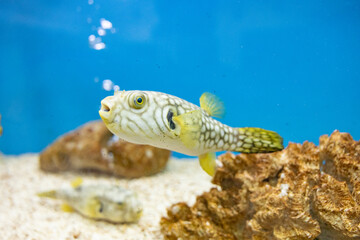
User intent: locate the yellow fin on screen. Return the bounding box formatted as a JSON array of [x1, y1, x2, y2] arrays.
[[199, 152, 216, 176], [61, 203, 74, 212], [71, 177, 83, 188], [37, 190, 57, 199], [85, 197, 102, 218], [172, 110, 202, 149], [199, 92, 225, 118]]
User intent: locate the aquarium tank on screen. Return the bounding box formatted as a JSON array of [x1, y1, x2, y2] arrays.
[[0, 1, 360, 239], [0, 0, 359, 154]]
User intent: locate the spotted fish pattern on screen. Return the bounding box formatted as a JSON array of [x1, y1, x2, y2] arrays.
[[37, 178, 142, 223], [99, 90, 284, 175], [176, 108, 283, 154]]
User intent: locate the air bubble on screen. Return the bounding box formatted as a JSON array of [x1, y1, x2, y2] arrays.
[[97, 27, 106, 36], [93, 42, 105, 50], [100, 18, 113, 29], [102, 79, 114, 91], [113, 85, 120, 92]]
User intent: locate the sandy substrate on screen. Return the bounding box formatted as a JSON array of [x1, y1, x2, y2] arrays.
[[0, 154, 214, 240]]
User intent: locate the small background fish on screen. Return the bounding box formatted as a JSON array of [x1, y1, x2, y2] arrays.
[[37, 178, 142, 223], [0, 114, 3, 136], [99, 90, 283, 176]]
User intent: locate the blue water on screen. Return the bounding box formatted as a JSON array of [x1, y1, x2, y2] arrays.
[[0, 0, 359, 155]]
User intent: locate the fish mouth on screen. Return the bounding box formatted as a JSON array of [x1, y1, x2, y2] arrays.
[[101, 102, 110, 112], [99, 97, 115, 123]]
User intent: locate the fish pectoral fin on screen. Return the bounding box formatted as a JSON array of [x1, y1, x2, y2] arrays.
[[71, 177, 83, 188], [199, 152, 216, 176], [199, 92, 225, 118], [61, 203, 74, 212], [85, 197, 103, 217], [172, 110, 202, 149]]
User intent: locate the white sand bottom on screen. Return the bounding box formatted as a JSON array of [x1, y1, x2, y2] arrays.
[[0, 154, 214, 240]]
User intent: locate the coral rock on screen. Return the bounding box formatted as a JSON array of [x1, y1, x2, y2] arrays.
[[161, 131, 360, 239], [40, 121, 171, 178]]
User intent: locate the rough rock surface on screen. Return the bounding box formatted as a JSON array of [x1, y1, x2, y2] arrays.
[[160, 131, 360, 240], [40, 121, 171, 178]]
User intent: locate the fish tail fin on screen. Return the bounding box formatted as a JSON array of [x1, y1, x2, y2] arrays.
[[236, 127, 284, 153], [37, 190, 57, 199]]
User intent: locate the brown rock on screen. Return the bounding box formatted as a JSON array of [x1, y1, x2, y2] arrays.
[[39, 120, 171, 178], [161, 131, 360, 239]]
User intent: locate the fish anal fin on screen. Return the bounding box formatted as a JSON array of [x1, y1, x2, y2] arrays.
[[172, 110, 202, 149], [61, 203, 74, 212], [199, 92, 225, 118], [199, 152, 216, 176], [71, 177, 83, 188]]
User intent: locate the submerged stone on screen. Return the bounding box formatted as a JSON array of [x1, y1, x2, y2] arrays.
[[40, 120, 171, 178]]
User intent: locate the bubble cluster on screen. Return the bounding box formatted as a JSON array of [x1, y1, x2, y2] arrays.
[[88, 34, 105, 50], [88, 17, 115, 50], [86, 2, 119, 93], [102, 79, 120, 92]]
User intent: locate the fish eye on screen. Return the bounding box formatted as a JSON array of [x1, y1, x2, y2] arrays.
[[98, 201, 104, 213], [136, 97, 143, 104], [132, 94, 146, 109]]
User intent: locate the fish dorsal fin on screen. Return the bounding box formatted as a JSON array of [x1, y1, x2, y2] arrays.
[[199, 92, 225, 118], [172, 110, 202, 149], [71, 177, 83, 188]]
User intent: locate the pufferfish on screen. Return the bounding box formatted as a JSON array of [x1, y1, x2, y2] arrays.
[[37, 178, 142, 223], [99, 90, 283, 176]]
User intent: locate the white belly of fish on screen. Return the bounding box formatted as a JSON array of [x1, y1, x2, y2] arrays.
[[119, 131, 205, 156]]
